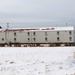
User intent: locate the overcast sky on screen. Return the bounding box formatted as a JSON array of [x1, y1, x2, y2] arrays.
[[0, 0, 75, 28]]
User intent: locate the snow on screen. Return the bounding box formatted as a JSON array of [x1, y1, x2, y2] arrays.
[[0, 47, 75, 75], [0, 27, 74, 32]]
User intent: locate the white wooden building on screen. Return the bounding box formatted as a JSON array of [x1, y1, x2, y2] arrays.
[[0, 26, 75, 46]]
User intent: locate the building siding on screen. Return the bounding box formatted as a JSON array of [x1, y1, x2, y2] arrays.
[[0, 27, 75, 44]]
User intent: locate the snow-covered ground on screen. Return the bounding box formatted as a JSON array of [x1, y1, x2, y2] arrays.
[[0, 47, 75, 75]]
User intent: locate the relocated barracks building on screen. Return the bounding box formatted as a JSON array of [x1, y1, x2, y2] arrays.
[[0, 26, 75, 46]]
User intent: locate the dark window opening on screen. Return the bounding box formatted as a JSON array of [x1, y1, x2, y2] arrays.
[[69, 31, 72, 35], [28, 38, 30, 40], [45, 37, 48, 41], [2, 38, 4, 41], [69, 37, 72, 41], [27, 32, 30, 36], [14, 32, 16, 36], [14, 38, 16, 41], [57, 31, 59, 35], [33, 38, 36, 41], [33, 32, 36, 36], [57, 37, 60, 41]]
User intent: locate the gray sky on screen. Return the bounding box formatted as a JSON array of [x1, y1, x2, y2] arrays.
[[0, 0, 75, 28]]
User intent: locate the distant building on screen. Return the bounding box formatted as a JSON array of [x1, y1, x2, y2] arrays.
[[0, 26, 75, 46]]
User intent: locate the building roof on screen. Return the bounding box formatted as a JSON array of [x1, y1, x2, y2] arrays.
[[0, 26, 74, 32], [10, 26, 74, 31]]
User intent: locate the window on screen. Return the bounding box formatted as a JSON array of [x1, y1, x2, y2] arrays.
[[69, 31, 72, 35], [33, 38, 36, 41], [2, 38, 4, 41], [28, 38, 30, 42], [45, 37, 47, 41], [28, 38, 30, 40], [14, 32, 16, 36], [45, 32, 47, 36], [33, 32, 36, 36], [69, 37, 72, 41], [57, 37, 60, 41], [57, 31, 59, 35], [14, 38, 16, 41], [28, 38, 30, 41], [27, 32, 30, 36]]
